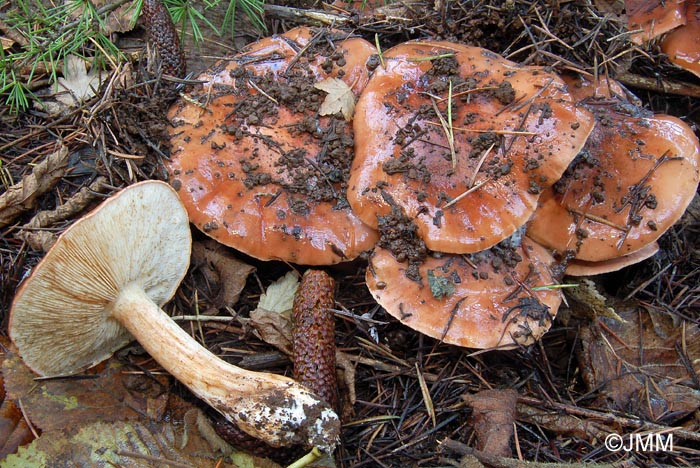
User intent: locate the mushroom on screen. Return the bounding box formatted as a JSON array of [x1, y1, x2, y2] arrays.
[[167, 26, 379, 265], [626, 0, 687, 44], [8, 180, 340, 452], [366, 237, 562, 349], [527, 75, 700, 263], [347, 40, 595, 254], [564, 242, 659, 277], [661, 0, 700, 78]]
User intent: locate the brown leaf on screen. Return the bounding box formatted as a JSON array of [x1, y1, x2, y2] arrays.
[[314, 78, 355, 121], [2, 345, 159, 432], [16, 176, 109, 252], [0, 418, 282, 468], [191, 240, 255, 312], [247, 308, 294, 356], [463, 389, 518, 458], [0, 146, 70, 228], [578, 303, 700, 422]]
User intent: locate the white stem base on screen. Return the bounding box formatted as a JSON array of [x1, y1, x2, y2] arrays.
[[111, 283, 339, 451]]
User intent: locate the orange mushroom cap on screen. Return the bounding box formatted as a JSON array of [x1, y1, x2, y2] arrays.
[[661, 0, 700, 77], [527, 75, 700, 262], [347, 41, 594, 254], [167, 27, 379, 265], [626, 0, 687, 44], [366, 237, 562, 349], [565, 242, 659, 277]]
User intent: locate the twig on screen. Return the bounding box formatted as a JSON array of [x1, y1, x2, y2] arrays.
[[518, 396, 700, 443], [441, 439, 635, 468], [616, 72, 700, 98]]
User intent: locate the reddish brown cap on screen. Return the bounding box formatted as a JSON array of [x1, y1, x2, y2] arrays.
[[347, 41, 594, 254], [661, 1, 700, 78], [168, 27, 378, 265], [366, 237, 562, 349], [528, 75, 700, 262], [565, 242, 659, 276], [626, 0, 687, 44]]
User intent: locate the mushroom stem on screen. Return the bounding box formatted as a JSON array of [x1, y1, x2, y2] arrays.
[[111, 283, 340, 452]]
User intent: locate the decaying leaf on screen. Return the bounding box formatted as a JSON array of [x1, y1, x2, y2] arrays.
[[16, 176, 109, 252], [578, 304, 700, 422], [565, 278, 625, 322], [0, 146, 70, 228], [69, 0, 139, 34], [2, 346, 157, 432], [244, 271, 300, 356], [191, 239, 255, 312], [314, 78, 356, 121], [463, 389, 518, 458], [0, 419, 282, 468]]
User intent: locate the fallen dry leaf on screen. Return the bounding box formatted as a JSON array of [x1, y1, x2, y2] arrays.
[[191, 239, 255, 312], [244, 271, 299, 356], [69, 0, 138, 35], [258, 271, 299, 313], [17, 176, 108, 252], [463, 389, 518, 458], [2, 345, 162, 432], [314, 78, 356, 121], [566, 278, 625, 322], [0, 146, 70, 228], [578, 303, 700, 422], [0, 418, 282, 468]]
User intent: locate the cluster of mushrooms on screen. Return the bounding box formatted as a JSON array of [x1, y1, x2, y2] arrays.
[[9, 26, 700, 453]]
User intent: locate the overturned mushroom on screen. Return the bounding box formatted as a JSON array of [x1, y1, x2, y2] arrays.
[[366, 237, 562, 349], [527, 75, 700, 263], [8, 181, 340, 452], [168, 27, 379, 265], [347, 40, 594, 254]]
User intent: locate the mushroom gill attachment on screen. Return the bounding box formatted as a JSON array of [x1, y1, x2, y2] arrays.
[[9, 181, 340, 452], [366, 237, 562, 349], [167, 26, 379, 265], [347, 41, 594, 254], [527, 75, 700, 262]]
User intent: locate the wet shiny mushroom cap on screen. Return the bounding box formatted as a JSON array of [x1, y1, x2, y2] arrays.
[[626, 0, 687, 44], [661, 0, 700, 78], [347, 41, 594, 254], [167, 27, 379, 265], [366, 237, 562, 349], [527, 75, 700, 262]]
